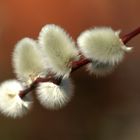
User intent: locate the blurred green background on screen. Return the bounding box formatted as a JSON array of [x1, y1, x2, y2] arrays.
[[0, 0, 140, 139]]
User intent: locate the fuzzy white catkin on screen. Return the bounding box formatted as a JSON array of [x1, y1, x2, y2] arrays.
[[12, 38, 47, 85], [36, 78, 73, 110], [0, 80, 32, 118], [38, 24, 79, 77], [77, 27, 132, 65], [87, 61, 115, 76]]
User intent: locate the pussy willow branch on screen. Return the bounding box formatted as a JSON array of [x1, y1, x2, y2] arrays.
[[19, 27, 140, 98]]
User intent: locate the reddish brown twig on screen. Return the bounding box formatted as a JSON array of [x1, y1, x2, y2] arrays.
[[19, 76, 62, 98], [122, 27, 140, 44], [71, 57, 91, 73], [19, 27, 140, 98]]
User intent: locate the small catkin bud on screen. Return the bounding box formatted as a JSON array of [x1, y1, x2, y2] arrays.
[[12, 38, 47, 85], [38, 24, 79, 77], [77, 27, 132, 65], [36, 78, 74, 110], [0, 80, 32, 118]]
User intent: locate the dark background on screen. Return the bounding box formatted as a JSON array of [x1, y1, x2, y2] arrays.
[[0, 0, 140, 140]]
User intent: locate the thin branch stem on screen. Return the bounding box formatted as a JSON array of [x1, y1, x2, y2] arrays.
[[71, 57, 91, 73], [122, 27, 140, 44], [19, 76, 62, 98], [19, 26, 140, 98]]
